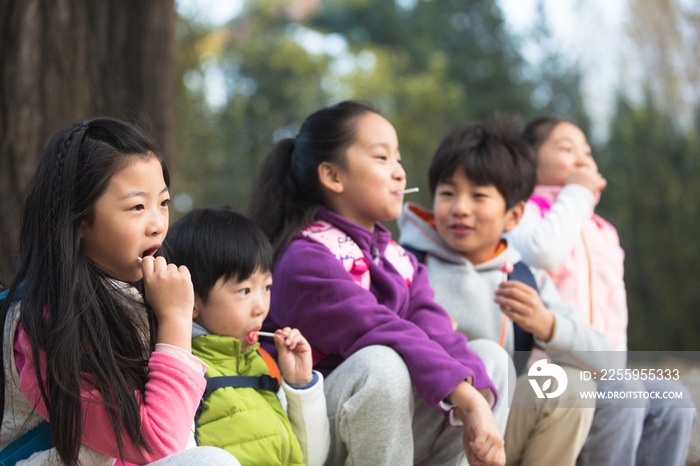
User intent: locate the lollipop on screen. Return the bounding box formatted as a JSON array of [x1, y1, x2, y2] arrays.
[[245, 331, 259, 345], [499, 261, 514, 274]]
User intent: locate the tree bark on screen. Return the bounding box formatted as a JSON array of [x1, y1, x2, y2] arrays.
[[0, 0, 176, 284]]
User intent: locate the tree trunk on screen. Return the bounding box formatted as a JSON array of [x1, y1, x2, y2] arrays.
[[0, 0, 176, 284]]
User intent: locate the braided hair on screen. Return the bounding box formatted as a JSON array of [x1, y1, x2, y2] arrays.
[[0, 117, 169, 465]]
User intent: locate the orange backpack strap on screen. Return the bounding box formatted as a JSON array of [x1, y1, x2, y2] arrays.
[[257, 347, 281, 384]]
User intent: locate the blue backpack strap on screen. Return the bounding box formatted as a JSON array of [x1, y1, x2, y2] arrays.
[[0, 283, 51, 464], [0, 283, 23, 301], [508, 262, 539, 375], [400, 244, 427, 265], [194, 374, 281, 444], [205, 375, 280, 393], [0, 420, 53, 465]]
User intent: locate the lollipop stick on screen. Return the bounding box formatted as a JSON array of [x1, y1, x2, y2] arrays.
[[396, 187, 419, 195], [256, 331, 277, 338]]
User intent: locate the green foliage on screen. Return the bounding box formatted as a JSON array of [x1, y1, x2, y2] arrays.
[[174, 0, 587, 216], [174, 0, 700, 350], [597, 95, 700, 350]]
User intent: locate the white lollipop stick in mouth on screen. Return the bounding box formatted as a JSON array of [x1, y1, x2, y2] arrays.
[[396, 187, 419, 195], [256, 331, 277, 338]]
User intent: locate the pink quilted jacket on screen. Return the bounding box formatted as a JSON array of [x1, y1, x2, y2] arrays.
[[529, 186, 628, 351]]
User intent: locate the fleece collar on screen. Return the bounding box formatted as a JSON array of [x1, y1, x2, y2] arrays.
[[532, 185, 601, 209], [531, 186, 562, 205], [317, 206, 393, 256]]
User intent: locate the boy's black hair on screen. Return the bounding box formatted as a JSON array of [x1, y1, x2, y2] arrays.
[[428, 117, 536, 210], [163, 207, 274, 302]]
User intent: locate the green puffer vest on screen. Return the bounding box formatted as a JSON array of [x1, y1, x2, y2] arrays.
[[192, 335, 305, 466]]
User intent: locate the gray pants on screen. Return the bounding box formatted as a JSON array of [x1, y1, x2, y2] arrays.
[[577, 378, 697, 466], [323, 340, 511, 466], [148, 446, 240, 465]]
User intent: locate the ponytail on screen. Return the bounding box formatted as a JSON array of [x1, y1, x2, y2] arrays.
[[249, 101, 376, 257], [248, 138, 318, 257]]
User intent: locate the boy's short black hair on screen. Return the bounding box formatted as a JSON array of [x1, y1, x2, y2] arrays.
[[163, 207, 274, 302], [428, 117, 536, 210]]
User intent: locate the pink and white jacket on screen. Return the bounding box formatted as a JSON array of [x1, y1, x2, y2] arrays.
[[6, 285, 208, 465], [506, 185, 628, 351]]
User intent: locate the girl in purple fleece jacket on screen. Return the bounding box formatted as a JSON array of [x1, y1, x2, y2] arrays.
[[250, 101, 507, 466]]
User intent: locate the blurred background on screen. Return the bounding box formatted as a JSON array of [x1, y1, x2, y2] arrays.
[[1, 0, 699, 352]]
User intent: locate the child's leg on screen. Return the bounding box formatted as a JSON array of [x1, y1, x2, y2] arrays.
[[578, 378, 696, 466], [323, 345, 414, 466], [146, 446, 240, 465], [505, 366, 595, 466], [635, 379, 696, 466], [412, 341, 512, 466], [467, 338, 515, 434], [576, 378, 647, 466], [412, 391, 465, 466]]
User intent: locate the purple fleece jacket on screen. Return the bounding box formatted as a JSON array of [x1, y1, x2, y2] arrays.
[[263, 207, 496, 408]]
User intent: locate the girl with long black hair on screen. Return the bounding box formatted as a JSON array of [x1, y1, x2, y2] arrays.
[[0, 118, 238, 465]]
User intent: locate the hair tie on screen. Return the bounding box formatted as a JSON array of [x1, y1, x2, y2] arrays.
[[79, 121, 90, 142]]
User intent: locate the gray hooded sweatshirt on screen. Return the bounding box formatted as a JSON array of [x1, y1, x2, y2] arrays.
[[397, 203, 612, 369]]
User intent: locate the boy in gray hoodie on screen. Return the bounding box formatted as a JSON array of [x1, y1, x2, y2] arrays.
[[398, 121, 610, 466]]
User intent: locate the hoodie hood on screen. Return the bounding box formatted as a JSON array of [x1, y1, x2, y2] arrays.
[[530, 186, 562, 206], [397, 202, 522, 270], [398, 202, 523, 352], [192, 321, 210, 338]]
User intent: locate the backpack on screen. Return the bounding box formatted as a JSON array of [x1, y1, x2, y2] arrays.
[[0, 284, 54, 464], [402, 244, 538, 375], [194, 347, 281, 443], [299, 221, 416, 366], [299, 220, 415, 290]]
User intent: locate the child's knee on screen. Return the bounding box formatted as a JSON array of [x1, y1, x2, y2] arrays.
[[468, 339, 514, 379], [354, 345, 412, 400], [329, 345, 412, 402]]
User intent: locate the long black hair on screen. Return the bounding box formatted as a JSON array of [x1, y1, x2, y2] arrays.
[[248, 101, 377, 256], [0, 117, 169, 465]]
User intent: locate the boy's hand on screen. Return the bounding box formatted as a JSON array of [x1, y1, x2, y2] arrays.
[[565, 167, 607, 194], [274, 327, 313, 387], [141, 255, 194, 350], [450, 382, 505, 466], [495, 281, 554, 342]]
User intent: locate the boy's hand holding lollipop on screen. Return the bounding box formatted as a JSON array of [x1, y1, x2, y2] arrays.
[[269, 327, 314, 386]]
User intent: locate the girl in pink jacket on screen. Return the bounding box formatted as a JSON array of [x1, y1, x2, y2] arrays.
[[0, 118, 238, 466], [506, 117, 626, 350], [508, 117, 695, 466]]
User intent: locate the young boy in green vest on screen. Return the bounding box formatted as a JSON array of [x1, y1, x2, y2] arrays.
[[164, 207, 330, 466]]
